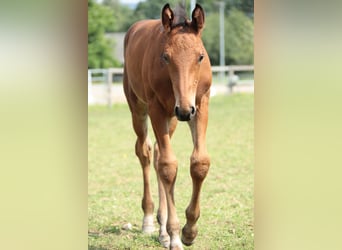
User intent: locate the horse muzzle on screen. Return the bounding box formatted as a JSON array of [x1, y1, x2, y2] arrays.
[[174, 105, 196, 121]]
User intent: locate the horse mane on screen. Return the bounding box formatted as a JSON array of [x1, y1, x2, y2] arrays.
[[172, 3, 191, 28]]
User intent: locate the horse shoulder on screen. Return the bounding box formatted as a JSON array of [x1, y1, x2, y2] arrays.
[[197, 59, 212, 96]]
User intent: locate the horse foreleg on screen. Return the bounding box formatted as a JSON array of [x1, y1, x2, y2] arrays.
[[149, 102, 183, 250], [158, 152, 182, 250], [182, 96, 211, 246], [181, 150, 210, 245], [153, 116, 178, 248]]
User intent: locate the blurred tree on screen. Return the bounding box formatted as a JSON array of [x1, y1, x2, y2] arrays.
[[88, 0, 119, 68], [134, 0, 181, 20], [235, 0, 254, 18], [201, 13, 220, 65], [102, 0, 135, 32], [202, 8, 254, 65], [225, 8, 254, 64], [197, 0, 253, 18]]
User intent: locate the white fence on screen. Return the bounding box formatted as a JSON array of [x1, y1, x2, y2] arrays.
[[88, 65, 254, 106]]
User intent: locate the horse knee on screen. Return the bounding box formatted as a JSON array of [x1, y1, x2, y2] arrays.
[[190, 154, 210, 181], [158, 158, 178, 185]]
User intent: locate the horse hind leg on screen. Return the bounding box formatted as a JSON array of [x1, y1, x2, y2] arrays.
[[153, 116, 178, 248], [123, 68, 155, 232], [136, 135, 154, 233], [154, 142, 170, 248], [130, 104, 155, 233]]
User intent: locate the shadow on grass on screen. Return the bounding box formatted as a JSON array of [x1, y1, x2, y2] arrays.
[[88, 226, 162, 249], [150, 233, 161, 245], [103, 226, 122, 235], [88, 225, 123, 237], [88, 246, 110, 250]]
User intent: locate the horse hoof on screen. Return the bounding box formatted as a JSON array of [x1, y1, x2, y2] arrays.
[[142, 224, 155, 234], [181, 236, 194, 246], [159, 233, 170, 248], [170, 237, 184, 250], [181, 225, 198, 246]]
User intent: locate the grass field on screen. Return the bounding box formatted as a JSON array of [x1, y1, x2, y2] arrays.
[[88, 94, 254, 249]]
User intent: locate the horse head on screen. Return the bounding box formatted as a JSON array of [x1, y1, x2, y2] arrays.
[[161, 3, 207, 121]]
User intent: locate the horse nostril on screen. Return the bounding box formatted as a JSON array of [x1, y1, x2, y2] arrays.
[[174, 106, 180, 116], [175, 105, 195, 121], [190, 106, 196, 116]]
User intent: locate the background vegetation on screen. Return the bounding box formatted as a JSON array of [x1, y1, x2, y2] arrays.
[[88, 0, 121, 68], [88, 94, 254, 249], [88, 0, 254, 68]]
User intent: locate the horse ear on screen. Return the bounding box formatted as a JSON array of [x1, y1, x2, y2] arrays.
[[161, 3, 174, 32], [191, 4, 205, 34]]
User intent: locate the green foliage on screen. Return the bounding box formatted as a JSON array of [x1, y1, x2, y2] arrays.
[[88, 94, 254, 249], [103, 0, 136, 32], [88, 0, 119, 68], [201, 13, 220, 65], [225, 8, 254, 64], [134, 0, 180, 20], [197, 0, 254, 17], [202, 8, 254, 65]]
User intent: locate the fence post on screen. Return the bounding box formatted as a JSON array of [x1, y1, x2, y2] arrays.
[[107, 69, 112, 108], [228, 67, 234, 93], [88, 70, 94, 104]]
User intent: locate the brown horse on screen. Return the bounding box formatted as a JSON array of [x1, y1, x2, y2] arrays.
[[123, 3, 211, 249]]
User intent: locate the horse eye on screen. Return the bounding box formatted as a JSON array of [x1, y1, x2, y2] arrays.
[[162, 53, 169, 64], [198, 54, 204, 63]]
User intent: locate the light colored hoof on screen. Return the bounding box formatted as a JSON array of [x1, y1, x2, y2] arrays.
[[142, 224, 155, 234], [159, 233, 170, 248], [170, 236, 184, 250], [142, 215, 155, 234]]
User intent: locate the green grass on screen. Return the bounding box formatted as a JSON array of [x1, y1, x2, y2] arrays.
[[88, 94, 254, 249]]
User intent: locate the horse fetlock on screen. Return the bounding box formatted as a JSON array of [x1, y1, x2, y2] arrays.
[[157, 210, 167, 225], [142, 214, 155, 234], [157, 211, 162, 225], [185, 206, 200, 223], [141, 198, 154, 213]]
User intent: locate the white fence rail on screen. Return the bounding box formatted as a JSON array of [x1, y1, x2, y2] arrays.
[[88, 65, 254, 106]]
